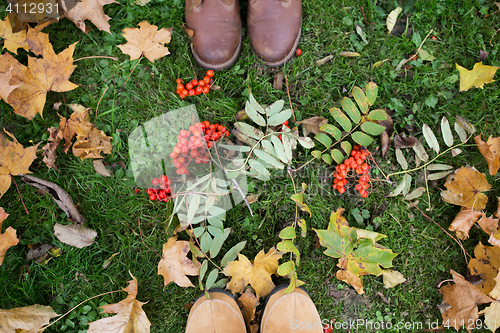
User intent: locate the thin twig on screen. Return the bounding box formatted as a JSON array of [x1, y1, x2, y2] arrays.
[[94, 86, 108, 126], [138, 217, 162, 258], [73, 56, 118, 62], [491, 27, 500, 46], [38, 290, 122, 332], [412, 205, 471, 264], [11, 174, 28, 214], [367, 151, 387, 179], [121, 55, 143, 88], [285, 75, 296, 122]]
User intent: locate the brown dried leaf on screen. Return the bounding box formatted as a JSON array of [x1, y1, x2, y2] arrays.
[[449, 207, 484, 240], [0, 304, 58, 332], [394, 134, 418, 149], [440, 269, 493, 332], [118, 21, 172, 62], [53, 223, 98, 248], [496, 197, 500, 219], [0, 66, 22, 103], [87, 272, 151, 333], [478, 215, 500, 235], [238, 288, 259, 333], [41, 126, 63, 170], [180, 22, 193, 38], [273, 72, 283, 90], [93, 159, 112, 177], [60, 0, 118, 34], [468, 242, 500, 295], [296, 117, 328, 135], [475, 135, 500, 176], [0, 15, 28, 54], [441, 166, 491, 210], [158, 236, 200, 287]]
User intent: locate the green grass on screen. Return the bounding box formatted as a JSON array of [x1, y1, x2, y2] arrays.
[[1, 0, 500, 332]]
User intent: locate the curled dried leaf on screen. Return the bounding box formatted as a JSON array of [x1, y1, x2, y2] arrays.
[[394, 134, 417, 149], [296, 117, 328, 135]]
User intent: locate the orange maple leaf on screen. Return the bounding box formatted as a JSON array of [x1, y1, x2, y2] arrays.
[[475, 135, 500, 176], [223, 248, 283, 298], [448, 207, 484, 240], [0, 27, 78, 120], [468, 242, 500, 295], [60, 0, 118, 34], [0, 15, 28, 54], [87, 272, 151, 333], [0, 130, 39, 198], [158, 236, 200, 287], [441, 166, 491, 210], [0, 207, 19, 265], [118, 21, 173, 62], [0, 66, 22, 102]]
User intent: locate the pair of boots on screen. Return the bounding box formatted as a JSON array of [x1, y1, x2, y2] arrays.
[[185, 0, 302, 70], [186, 285, 323, 332]]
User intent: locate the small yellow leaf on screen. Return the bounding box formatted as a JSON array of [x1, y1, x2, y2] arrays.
[[381, 270, 406, 288], [479, 301, 500, 333], [339, 51, 361, 57], [386, 7, 402, 34], [456, 62, 500, 92]]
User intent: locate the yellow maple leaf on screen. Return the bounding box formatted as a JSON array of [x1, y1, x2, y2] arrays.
[[87, 272, 151, 333], [0, 304, 58, 332], [118, 21, 172, 62], [237, 288, 259, 333], [475, 135, 500, 176], [456, 62, 500, 92], [0, 130, 39, 198], [0, 15, 28, 54], [60, 0, 118, 34], [441, 166, 491, 210], [158, 236, 200, 288], [223, 248, 282, 298], [448, 207, 484, 240], [479, 301, 500, 333], [468, 242, 500, 295], [0, 207, 19, 265], [0, 66, 22, 102]]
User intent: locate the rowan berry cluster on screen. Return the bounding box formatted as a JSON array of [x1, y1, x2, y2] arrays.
[[146, 175, 172, 202], [332, 145, 371, 198], [278, 120, 290, 141], [169, 121, 229, 175], [175, 70, 215, 99]]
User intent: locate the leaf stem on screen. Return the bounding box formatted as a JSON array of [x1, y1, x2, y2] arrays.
[[11, 174, 28, 214], [285, 75, 296, 122], [73, 56, 118, 62], [138, 217, 162, 258], [121, 55, 143, 88]]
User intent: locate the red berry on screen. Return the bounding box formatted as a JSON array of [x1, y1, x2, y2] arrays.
[[225, 131, 229, 137], [135, 188, 140, 194], [181, 89, 188, 96], [203, 76, 210, 83], [355, 184, 363, 191], [149, 194, 157, 201], [160, 175, 168, 183], [176, 78, 183, 84], [283, 120, 288, 126], [432, 36, 437, 40], [360, 191, 369, 198], [295, 48, 302, 56], [203, 86, 210, 94], [213, 132, 219, 140], [152, 178, 160, 185], [180, 95, 186, 99], [147, 188, 154, 195], [198, 80, 206, 87], [192, 79, 199, 86], [338, 187, 345, 194], [195, 86, 203, 95], [189, 89, 196, 96], [207, 70, 215, 77], [186, 82, 193, 90]]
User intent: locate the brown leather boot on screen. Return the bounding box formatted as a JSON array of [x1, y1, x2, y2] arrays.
[[247, 0, 302, 67], [185, 0, 242, 71], [185, 289, 247, 333], [260, 285, 323, 332]]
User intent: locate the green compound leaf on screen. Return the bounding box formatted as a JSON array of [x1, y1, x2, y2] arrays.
[[330, 107, 352, 132], [341, 141, 352, 156], [331, 149, 344, 164], [271, 135, 288, 164], [320, 124, 342, 140], [313, 208, 399, 294], [210, 228, 231, 258], [290, 193, 312, 217], [279, 226, 297, 239], [367, 109, 387, 121], [352, 86, 369, 114], [341, 97, 361, 123], [266, 99, 284, 116], [277, 260, 295, 276], [315, 133, 332, 149], [298, 137, 315, 149], [221, 241, 246, 267], [277, 240, 300, 265], [268, 109, 292, 126], [253, 149, 285, 169], [311, 150, 322, 159], [360, 122, 386, 136], [248, 159, 270, 180], [249, 91, 266, 114], [245, 101, 266, 126], [234, 122, 264, 140], [298, 219, 307, 237], [322, 154, 333, 165], [199, 260, 208, 281], [365, 82, 378, 106], [351, 131, 373, 147], [205, 269, 218, 290]]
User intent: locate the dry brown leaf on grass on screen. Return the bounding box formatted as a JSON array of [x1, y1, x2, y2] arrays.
[[60, 0, 118, 34], [479, 301, 500, 333], [22, 174, 86, 224], [441, 166, 491, 210], [296, 117, 328, 135], [0, 130, 39, 199], [223, 248, 283, 298], [440, 269, 493, 332], [0, 207, 18, 265], [468, 242, 500, 295], [475, 135, 500, 176], [41, 126, 63, 170], [456, 62, 500, 92], [0, 304, 58, 332], [53, 223, 97, 248], [158, 236, 201, 288], [449, 207, 484, 240], [88, 272, 151, 333], [118, 21, 173, 62], [0, 15, 28, 54], [0, 66, 22, 105], [0, 31, 78, 120], [478, 215, 500, 236], [238, 288, 259, 333]]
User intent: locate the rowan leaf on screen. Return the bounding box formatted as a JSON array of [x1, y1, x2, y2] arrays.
[[351, 131, 373, 147], [118, 21, 172, 62], [439, 270, 492, 332], [341, 97, 361, 123], [456, 62, 500, 92], [268, 109, 292, 126], [330, 149, 344, 164], [422, 123, 440, 154], [314, 208, 398, 294], [352, 86, 369, 114], [365, 82, 378, 106], [158, 236, 201, 287], [223, 248, 283, 298], [0, 207, 18, 265], [53, 223, 97, 248], [220, 241, 246, 267], [0, 130, 39, 198], [314, 133, 332, 149], [395, 148, 408, 170], [330, 107, 352, 132], [441, 117, 454, 147], [441, 166, 491, 210], [475, 135, 500, 176], [245, 100, 266, 126], [0, 304, 58, 333], [87, 272, 151, 333], [61, 0, 118, 34]]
